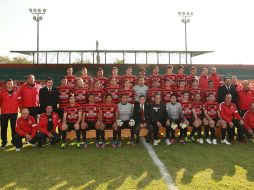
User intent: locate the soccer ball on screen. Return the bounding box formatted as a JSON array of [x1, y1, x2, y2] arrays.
[[129, 119, 135, 127], [117, 120, 123, 127]]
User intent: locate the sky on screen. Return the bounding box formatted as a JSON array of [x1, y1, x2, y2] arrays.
[[0, 0, 254, 64]]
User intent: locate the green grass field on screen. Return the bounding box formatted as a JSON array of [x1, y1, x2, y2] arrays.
[[0, 128, 254, 190]]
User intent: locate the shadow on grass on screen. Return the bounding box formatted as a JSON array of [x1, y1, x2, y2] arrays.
[[0, 139, 168, 190]]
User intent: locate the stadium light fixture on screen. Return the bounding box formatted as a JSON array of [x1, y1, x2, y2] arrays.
[[178, 11, 193, 64], [29, 8, 47, 64]]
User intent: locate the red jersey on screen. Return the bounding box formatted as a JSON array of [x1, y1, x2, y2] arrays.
[[38, 112, 62, 135], [65, 75, 77, 88], [199, 75, 209, 90], [105, 85, 120, 103], [57, 85, 71, 108], [64, 104, 82, 123], [15, 115, 37, 138], [187, 75, 197, 87], [162, 88, 174, 103], [0, 87, 20, 114], [100, 103, 118, 124], [219, 102, 241, 123], [72, 87, 88, 106], [243, 110, 254, 130], [203, 102, 219, 119], [174, 87, 188, 102], [108, 75, 122, 85], [18, 83, 41, 108], [208, 74, 221, 89], [189, 87, 202, 101], [83, 103, 100, 122], [192, 102, 203, 118], [237, 89, 254, 110], [121, 75, 137, 86], [148, 74, 163, 87], [88, 89, 105, 104], [175, 74, 188, 86], [80, 75, 93, 85], [181, 100, 193, 119], [201, 88, 218, 102], [94, 77, 108, 88], [118, 89, 135, 103], [162, 74, 176, 87], [147, 88, 162, 104]]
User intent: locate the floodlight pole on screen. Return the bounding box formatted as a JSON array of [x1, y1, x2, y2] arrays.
[[178, 11, 193, 64], [29, 8, 47, 64]]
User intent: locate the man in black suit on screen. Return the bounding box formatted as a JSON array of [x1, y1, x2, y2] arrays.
[[218, 77, 238, 105], [39, 77, 59, 113], [133, 95, 150, 144]]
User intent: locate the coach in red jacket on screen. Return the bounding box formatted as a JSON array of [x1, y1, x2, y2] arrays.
[[18, 74, 41, 119], [237, 80, 254, 116], [13, 108, 38, 151], [0, 79, 20, 148], [37, 105, 62, 147], [243, 102, 254, 140], [219, 94, 244, 143]]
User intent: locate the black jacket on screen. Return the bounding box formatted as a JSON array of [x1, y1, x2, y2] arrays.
[[39, 86, 59, 111], [149, 103, 168, 124], [218, 84, 238, 105], [133, 102, 150, 125]]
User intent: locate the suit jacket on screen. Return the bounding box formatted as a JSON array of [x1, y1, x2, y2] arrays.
[[133, 102, 150, 125], [218, 84, 238, 104], [39, 86, 59, 111]]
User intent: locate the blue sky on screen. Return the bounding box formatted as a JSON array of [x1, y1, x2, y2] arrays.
[[0, 0, 253, 64]]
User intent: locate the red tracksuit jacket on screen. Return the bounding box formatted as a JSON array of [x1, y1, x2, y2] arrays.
[[18, 83, 41, 108], [237, 89, 254, 110], [38, 112, 62, 136], [0, 87, 20, 114], [243, 110, 254, 130], [15, 116, 37, 138], [219, 102, 242, 123]]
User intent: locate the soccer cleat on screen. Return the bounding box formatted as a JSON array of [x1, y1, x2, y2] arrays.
[[118, 141, 122, 147], [170, 139, 176, 144], [153, 139, 160, 146], [83, 143, 88, 149], [31, 143, 37, 147], [165, 139, 171, 146], [101, 142, 106, 148], [212, 139, 217, 145], [60, 143, 66, 149], [221, 139, 231, 145], [76, 142, 81, 149], [205, 138, 212, 144], [180, 140, 187, 144], [112, 142, 117, 148], [198, 138, 204, 144], [130, 140, 136, 146], [16, 148, 21, 152]]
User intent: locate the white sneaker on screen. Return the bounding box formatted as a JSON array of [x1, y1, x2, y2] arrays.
[[221, 139, 231, 145], [16, 148, 21, 152], [205, 138, 212, 144], [212, 139, 217, 145], [154, 140, 160, 146], [31, 144, 37, 147], [165, 139, 171, 146], [198, 138, 204, 144]]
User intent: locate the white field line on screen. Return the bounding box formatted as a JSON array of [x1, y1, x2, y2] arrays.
[[141, 138, 178, 190]]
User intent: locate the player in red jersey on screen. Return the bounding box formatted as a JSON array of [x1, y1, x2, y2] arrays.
[[162, 79, 175, 103], [137, 68, 148, 85], [80, 67, 93, 86], [189, 79, 202, 101], [61, 94, 82, 149], [199, 68, 209, 90], [57, 77, 71, 119], [179, 91, 193, 144], [65, 65, 77, 88], [203, 93, 226, 145], [99, 94, 119, 148], [208, 67, 222, 89], [118, 80, 135, 103], [201, 80, 218, 102], [93, 68, 108, 88], [89, 80, 105, 104], [81, 94, 101, 148], [148, 65, 163, 87], [108, 67, 122, 86], [147, 79, 162, 104], [174, 80, 189, 102], [105, 78, 120, 103], [121, 66, 137, 87], [72, 78, 89, 107], [175, 65, 188, 86], [162, 65, 176, 87], [189, 93, 204, 144], [187, 66, 198, 87]]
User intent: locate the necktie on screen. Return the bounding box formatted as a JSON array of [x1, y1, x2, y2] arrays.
[[140, 105, 145, 122]]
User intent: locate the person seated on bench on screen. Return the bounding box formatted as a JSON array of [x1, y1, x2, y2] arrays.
[[243, 102, 254, 141], [81, 93, 101, 148], [165, 94, 184, 145], [37, 105, 61, 147], [13, 108, 39, 152], [61, 93, 82, 149], [203, 93, 226, 145], [99, 94, 119, 148], [117, 94, 134, 146], [149, 93, 168, 146], [133, 95, 150, 144]]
